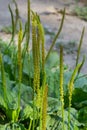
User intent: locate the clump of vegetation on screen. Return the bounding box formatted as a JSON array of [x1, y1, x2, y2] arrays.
[[0, 0, 87, 130], [74, 6, 87, 21], [1, 26, 14, 34]]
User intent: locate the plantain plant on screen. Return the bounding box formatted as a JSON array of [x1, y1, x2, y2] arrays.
[[0, 0, 87, 130]]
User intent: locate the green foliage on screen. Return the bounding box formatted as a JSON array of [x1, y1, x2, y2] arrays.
[[45, 51, 59, 69], [0, 0, 87, 130], [0, 123, 26, 130], [74, 6, 87, 21], [1, 26, 17, 34], [46, 108, 79, 130]]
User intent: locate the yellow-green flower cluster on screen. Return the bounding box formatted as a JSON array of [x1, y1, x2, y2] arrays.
[[42, 85, 48, 130], [59, 46, 64, 130]]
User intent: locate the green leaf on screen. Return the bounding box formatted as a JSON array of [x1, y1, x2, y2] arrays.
[[20, 104, 38, 121], [0, 72, 18, 120], [75, 76, 87, 92], [13, 83, 33, 104], [46, 68, 60, 98], [74, 6, 87, 21], [1, 26, 13, 34], [3, 55, 12, 65], [47, 97, 61, 113], [73, 125, 79, 130], [46, 51, 59, 69], [78, 106, 87, 125], [0, 80, 7, 109], [0, 75, 17, 110], [46, 108, 79, 130], [72, 88, 87, 109], [5, 90, 18, 121], [46, 69, 72, 98], [23, 52, 34, 78], [0, 124, 6, 130], [0, 122, 26, 130], [72, 75, 87, 109]]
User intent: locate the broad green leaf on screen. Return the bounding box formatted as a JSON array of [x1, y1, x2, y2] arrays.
[[0, 122, 26, 130], [72, 88, 87, 109], [13, 83, 33, 104], [46, 68, 60, 98], [46, 69, 71, 98], [20, 104, 38, 120], [0, 73, 17, 110], [73, 125, 79, 130], [78, 107, 87, 125], [0, 124, 7, 130], [46, 108, 79, 130], [45, 51, 59, 69], [75, 76, 87, 92], [5, 86, 18, 121], [47, 97, 61, 113], [23, 52, 34, 78], [3, 55, 12, 65]]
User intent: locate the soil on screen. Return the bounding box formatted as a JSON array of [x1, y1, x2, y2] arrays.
[[0, 0, 87, 74]]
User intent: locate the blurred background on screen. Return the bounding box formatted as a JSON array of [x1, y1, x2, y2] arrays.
[[0, 0, 87, 74]]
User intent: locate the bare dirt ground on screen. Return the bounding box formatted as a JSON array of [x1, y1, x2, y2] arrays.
[[0, 0, 87, 74]]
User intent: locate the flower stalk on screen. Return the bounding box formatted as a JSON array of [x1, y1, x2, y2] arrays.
[[59, 45, 65, 130]]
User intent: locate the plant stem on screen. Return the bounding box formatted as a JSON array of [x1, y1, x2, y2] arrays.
[[76, 27, 85, 66], [28, 119, 32, 130], [42, 85, 48, 130], [68, 63, 81, 130], [0, 54, 7, 106], [45, 8, 65, 62]]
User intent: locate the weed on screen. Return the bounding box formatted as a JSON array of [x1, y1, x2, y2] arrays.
[[0, 0, 87, 130], [73, 6, 87, 21]]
